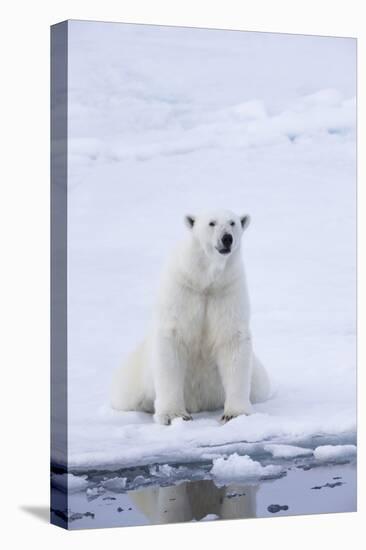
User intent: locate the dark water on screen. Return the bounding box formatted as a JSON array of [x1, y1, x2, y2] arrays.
[[51, 459, 356, 529]]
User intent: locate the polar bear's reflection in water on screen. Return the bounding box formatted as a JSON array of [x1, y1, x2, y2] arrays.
[[131, 480, 258, 524]]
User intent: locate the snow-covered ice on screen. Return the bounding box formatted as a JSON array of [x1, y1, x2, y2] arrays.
[[210, 453, 284, 481], [59, 21, 357, 471], [313, 444, 357, 462]]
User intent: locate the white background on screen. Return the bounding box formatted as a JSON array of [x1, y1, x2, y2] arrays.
[[0, 0, 364, 548]]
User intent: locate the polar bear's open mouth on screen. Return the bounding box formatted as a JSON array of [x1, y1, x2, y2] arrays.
[[216, 246, 232, 255]]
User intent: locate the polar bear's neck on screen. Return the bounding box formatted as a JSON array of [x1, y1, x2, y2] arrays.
[[175, 237, 244, 292]]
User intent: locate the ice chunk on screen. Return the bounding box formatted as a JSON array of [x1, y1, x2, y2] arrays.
[[101, 476, 127, 492], [264, 444, 313, 459], [51, 473, 88, 493], [86, 486, 106, 500], [149, 464, 174, 477], [313, 444, 357, 462], [210, 453, 283, 481], [201, 514, 220, 521]]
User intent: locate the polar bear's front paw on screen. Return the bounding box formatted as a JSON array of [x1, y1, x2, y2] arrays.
[[154, 411, 193, 426], [221, 404, 253, 423], [221, 414, 235, 423]]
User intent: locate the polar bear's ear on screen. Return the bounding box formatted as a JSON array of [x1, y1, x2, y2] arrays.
[[185, 215, 196, 229], [240, 215, 251, 231]]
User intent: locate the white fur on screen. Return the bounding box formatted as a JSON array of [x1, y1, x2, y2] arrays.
[[111, 209, 270, 425]]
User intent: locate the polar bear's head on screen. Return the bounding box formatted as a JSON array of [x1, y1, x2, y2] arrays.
[[184, 210, 250, 258]]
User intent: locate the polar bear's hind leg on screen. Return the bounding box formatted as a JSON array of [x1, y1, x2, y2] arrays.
[[111, 341, 154, 413]]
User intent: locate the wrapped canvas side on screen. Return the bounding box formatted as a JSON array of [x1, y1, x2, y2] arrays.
[[51, 21, 68, 529]]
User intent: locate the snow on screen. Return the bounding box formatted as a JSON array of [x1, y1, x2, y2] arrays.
[[210, 453, 284, 481], [51, 473, 89, 493], [313, 445, 357, 462], [264, 444, 313, 459], [59, 21, 357, 471]]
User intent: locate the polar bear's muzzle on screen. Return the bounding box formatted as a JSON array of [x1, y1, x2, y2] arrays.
[[216, 233, 233, 255]]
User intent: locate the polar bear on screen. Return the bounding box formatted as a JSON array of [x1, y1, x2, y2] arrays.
[[111, 209, 270, 425]]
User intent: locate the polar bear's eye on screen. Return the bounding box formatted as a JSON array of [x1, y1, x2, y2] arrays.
[[209, 221, 216, 227], [230, 221, 235, 226]]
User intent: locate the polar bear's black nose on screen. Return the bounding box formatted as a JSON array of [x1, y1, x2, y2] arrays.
[[222, 233, 233, 248]]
